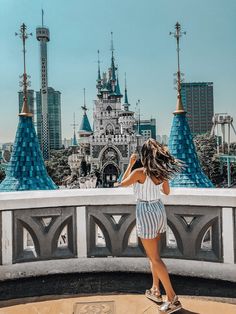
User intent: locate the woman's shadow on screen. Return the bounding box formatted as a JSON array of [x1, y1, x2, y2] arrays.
[[178, 309, 200, 314], [144, 305, 199, 314]]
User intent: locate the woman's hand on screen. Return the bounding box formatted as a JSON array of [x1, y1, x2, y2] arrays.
[[129, 153, 138, 167]]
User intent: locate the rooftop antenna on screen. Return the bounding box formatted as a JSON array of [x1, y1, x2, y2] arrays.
[[170, 22, 186, 114], [15, 23, 33, 117], [42, 9, 44, 27]]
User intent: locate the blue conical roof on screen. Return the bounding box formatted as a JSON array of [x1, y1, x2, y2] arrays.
[[0, 116, 57, 191], [72, 130, 78, 146], [111, 52, 116, 81], [124, 88, 129, 104], [168, 113, 214, 187], [115, 77, 123, 97], [79, 112, 92, 133]]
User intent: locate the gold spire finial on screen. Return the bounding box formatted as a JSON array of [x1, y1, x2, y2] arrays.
[[170, 22, 186, 115], [15, 23, 33, 117]]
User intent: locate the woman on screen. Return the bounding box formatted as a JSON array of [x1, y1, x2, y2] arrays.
[[115, 138, 183, 314]]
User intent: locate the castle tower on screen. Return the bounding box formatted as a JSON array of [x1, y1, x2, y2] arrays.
[[118, 74, 135, 135], [0, 24, 57, 191], [168, 22, 213, 187], [71, 113, 78, 147], [36, 10, 50, 160], [78, 88, 93, 138]]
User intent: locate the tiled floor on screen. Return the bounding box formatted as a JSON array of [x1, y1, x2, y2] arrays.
[[0, 295, 235, 314]]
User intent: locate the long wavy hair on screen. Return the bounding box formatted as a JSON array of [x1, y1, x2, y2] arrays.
[[141, 138, 184, 181]]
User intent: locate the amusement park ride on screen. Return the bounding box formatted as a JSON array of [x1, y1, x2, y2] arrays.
[[211, 113, 236, 187]]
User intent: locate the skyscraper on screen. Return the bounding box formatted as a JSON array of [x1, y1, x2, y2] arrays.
[[181, 82, 214, 135], [36, 87, 62, 150], [36, 11, 50, 160]]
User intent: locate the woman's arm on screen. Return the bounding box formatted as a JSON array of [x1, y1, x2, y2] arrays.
[[121, 153, 138, 181], [161, 180, 170, 195], [115, 168, 140, 187]]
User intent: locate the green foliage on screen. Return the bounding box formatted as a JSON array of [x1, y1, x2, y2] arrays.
[[194, 132, 236, 187], [45, 148, 72, 185]]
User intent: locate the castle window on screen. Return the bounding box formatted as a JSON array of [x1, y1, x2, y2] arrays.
[[106, 105, 112, 112]]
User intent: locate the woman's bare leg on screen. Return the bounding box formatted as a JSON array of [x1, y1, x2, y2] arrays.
[[141, 235, 176, 301], [149, 234, 160, 291], [149, 260, 160, 290]]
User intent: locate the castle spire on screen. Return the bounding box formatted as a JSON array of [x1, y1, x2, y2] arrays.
[[110, 32, 116, 81], [81, 88, 87, 113], [124, 72, 129, 105], [97, 49, 101, 81], [115, 67, 122, 97], [0, 23, 57, 192], [71, 112, 78, 146], [170, 22, 186, 114], [15, 23, 33, 117], [79, 88, 92, 136], [168, 22, 213, 188]]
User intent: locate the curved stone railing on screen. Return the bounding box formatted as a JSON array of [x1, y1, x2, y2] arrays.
[[0, 187, 235, 282]]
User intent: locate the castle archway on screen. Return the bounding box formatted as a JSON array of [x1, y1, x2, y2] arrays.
[[101, 162, 119, 188]]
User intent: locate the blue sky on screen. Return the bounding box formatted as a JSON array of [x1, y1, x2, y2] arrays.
[[0, 0, 236, 142]]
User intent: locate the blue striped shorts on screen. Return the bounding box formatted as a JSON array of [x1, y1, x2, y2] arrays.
[[136, 199, 167, 239]]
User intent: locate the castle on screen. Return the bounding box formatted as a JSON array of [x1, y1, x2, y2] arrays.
[[75, 41, 144, 187]]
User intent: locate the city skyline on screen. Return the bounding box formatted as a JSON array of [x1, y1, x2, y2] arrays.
[[0, 0, 236, 143]]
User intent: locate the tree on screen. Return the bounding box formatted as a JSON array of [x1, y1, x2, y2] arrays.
[[45, 148, 72, 186], [193, 132, 236, 187]]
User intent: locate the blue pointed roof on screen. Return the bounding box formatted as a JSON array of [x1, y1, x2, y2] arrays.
[[79, 112, 92, 133], [72, 130, 78, 146], [168, 108, 214, 188], [111, 52, 116, 81], [0, 116, 57, 191], [124, 74, 129, 106], [115, 76, 123, 97], [124, 89, 129, 104]]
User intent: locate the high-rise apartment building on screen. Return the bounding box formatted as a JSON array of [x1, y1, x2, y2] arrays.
[[181, 82, 214, 135], [134, 118, 156, 140]]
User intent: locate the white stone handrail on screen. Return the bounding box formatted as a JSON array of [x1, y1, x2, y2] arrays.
[[0, 187, 235, 283]]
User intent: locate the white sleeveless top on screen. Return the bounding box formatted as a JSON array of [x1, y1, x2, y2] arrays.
[[133, 175, 161, 201]]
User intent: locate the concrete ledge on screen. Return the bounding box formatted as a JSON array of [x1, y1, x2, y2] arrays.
[[0, 257, 235, 282], [0, 187, 236, 210]]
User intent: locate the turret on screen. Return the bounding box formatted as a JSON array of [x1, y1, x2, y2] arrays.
[[168, 22, 213, 188]]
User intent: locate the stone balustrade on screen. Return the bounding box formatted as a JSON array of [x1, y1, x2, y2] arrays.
[[0, 187, 235, 282]]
